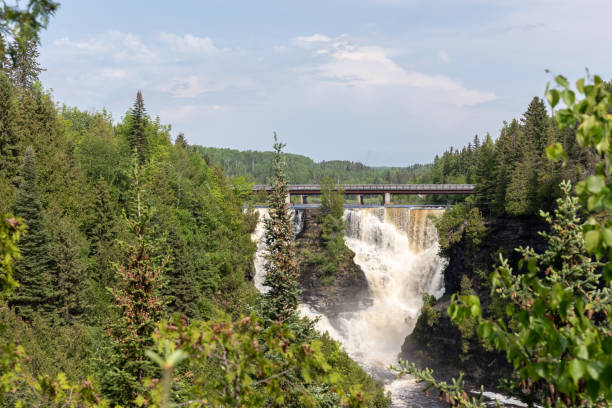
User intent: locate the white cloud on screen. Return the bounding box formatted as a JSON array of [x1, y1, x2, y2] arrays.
[[54, 30, 157, 62], [159, 32, 217, 54], [299, 38, 495, 106], [292, 34, 332, 47], [438, 50, 451, 64]]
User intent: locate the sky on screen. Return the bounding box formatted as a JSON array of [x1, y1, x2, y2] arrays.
[[38, 0, 612, 166]]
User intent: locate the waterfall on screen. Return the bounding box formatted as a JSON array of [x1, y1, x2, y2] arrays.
[[251, 207, 447, 406], [338, 208, 446, 366]]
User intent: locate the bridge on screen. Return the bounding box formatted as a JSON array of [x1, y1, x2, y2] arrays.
[[252, 184, 474, 205]]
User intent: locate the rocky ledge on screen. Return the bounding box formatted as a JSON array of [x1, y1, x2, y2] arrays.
[[295, 208, 372, 317], [400, 215, 548, 389]]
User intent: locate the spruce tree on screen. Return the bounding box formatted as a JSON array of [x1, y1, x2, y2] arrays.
[[473, 134, 496, 204], [128, 91, 149, 164], [101, 161, 165, 404], [49, 217, 88, 322], [0, 72, 20, 183], [505, 151, 537, 215], [10, 147, 51, 320], [492, 120, 523, 214], [163, 225, 198, 317], [8, 35, 43, 90], [263, 133, 300, 322], [522, 96, 550, 154]]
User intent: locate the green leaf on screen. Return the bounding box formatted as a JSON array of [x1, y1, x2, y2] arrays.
[[568, 359, 584, 384], [561, 89, 575, 106], [584, 230, 601, 253], [477, 322, 492, 339], [576, 78, 585, 94], [586, 175, 605, 193], [602, 227, 612, 247], [546, 142, 567, 161], [555, 75, 570, 89], [546, 89, 560, 108]]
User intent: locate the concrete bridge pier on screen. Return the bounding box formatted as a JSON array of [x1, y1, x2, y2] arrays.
[[356, 194, 364, 205], [299, 195, 308, 204], [384, 192, 392, 205], [285, 194, 291, 204]]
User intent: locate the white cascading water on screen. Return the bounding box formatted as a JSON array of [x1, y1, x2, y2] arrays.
[[251, 207, 447, 406], [335, 208, 446, 365]]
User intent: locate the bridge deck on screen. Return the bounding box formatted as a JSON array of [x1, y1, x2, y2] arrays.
[[252, 184, 474, 195]]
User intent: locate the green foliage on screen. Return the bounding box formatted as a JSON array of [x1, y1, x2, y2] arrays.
[[415, 294, 440, 330], [127, 91, 149, 165], [197, 146, 430, 186], [10, 146, 52, 320], [145, 315, 385, 408], [320, 176, 344, 218], [435, 204, 486, 256], [100, 161, 166, 405], [0, 0, 58, 71], [317, 177, 350, 275], [447, 181, 611, 406], [262, 133, 300, 323], [0, 215, 24, 298], [0, 72, 19, 188], [456, 276, 476, 355]]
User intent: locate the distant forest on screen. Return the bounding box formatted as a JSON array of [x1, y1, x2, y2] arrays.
[[200, 95, 597, 212], [197, 146, 431, 185]]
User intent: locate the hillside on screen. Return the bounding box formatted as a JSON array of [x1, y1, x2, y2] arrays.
[[197, 146, 431, 184]]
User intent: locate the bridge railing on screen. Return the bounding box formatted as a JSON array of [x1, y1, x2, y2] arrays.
[[252, 184, 475, 192]]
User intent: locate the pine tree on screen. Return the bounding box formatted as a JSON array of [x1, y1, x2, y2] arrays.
[[0, 72, 20, 183], [101, 161, 165, 404], [127, 91, 149, 164], [263, 133, 300, 322], [10, 147, 51, 320]]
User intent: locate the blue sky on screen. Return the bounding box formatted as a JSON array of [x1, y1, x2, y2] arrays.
[[38, 0, 612, 166]]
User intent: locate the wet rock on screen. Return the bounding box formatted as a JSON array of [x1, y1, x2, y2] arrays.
[[295, 208, 373, 317], [400, 216, 547, 390]]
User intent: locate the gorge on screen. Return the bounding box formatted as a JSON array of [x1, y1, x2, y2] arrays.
[[252, 206, 448, 407]]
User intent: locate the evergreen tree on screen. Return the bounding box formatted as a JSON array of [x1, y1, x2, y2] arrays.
[[49, 217, 88, 322], [263, 133, 300, 322], [505, 151, 537, 215], [10, 147, 51, 320], [101, 161, 165, 404], [8, 35, 43, 89], [473, 134, 496, 204], [492, 120, 522, 214], [87, 176, 115, 254], [0, 72, 20, 184], [163, 225, 199, 317], [522, 96, 550, 155], [127, 91, 149, 164], [174, 132, 188, 149]]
